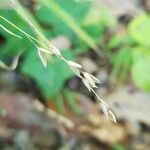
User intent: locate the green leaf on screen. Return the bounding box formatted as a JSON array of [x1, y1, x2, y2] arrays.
[[53, 95, 64, 113], [131, 47, 150, 91], [36, 0, 90, 26], [83, 24, 104, 40], [0, 10, 35, 57], [21, 49, 74, 98], [0, 9, 25, 28], [128, 13, 150, 46], [35, 0, 90, 39], [36, 0, 98, 51], [35, 0, 91, 47], [110, 47, 132, 82], [112, 144, 125, 150]]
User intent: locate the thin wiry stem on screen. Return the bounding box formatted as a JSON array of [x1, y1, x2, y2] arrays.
[[14, 0, 50, 46], [91, 89, 117, 123], [0, 24, 22, 39], [0, 15, 47, 48]]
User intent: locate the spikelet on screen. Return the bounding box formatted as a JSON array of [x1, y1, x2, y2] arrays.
[[37, 48, 47, 67], [37, 44, 117, 123]]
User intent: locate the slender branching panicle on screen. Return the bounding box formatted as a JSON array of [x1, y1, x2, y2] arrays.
[[37, 46, 117, 123], [0, 0, 117, 123]]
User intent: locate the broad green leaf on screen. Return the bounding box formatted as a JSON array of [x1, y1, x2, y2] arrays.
[[35, 0, 90, 47], [35, 0, 90, 39], [36, 0, 90, 26], [0, 9, 25, 28], [83, 24, 104, 40], [36, 0, 98, 50], [128, 13, 150, 46], [131, 47, 150, 91], [21, 49, 74, 98]]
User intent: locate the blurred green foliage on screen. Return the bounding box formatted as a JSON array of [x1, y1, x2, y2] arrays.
[[0, 0, 94, 113], [112, 144, 125, 150], [0, 10, 33, 57], [21, 50, 74, 98], [110, 47, 132, 83], [36, 0, 90, 36], [0, 0, 150, 114], [128, 13, 150, 46], [109, 13, 150, 92], [131, 47, 150, 91], [128, 13, 150, 91]]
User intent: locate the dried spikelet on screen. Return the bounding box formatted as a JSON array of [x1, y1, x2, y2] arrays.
[[37, 45, 117, 123], [69, 66, 81, 77], [89, 74, 101, 84], [108, 109, 117, 123], [82, 78, 92, 91], [37, 48, 47, 67], [100, 103, 109, 118], [38, 47, 53, 54], [82, 72, 99, 88], [67, 60, 82, 69], [49, 44, 62, 58]]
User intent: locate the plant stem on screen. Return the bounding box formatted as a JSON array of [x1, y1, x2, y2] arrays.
[[14, 0, 50, 47], [0, 15, 46, 48]]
